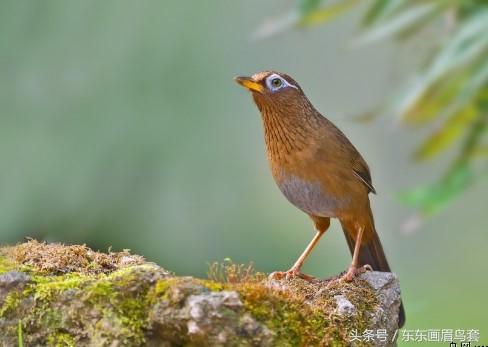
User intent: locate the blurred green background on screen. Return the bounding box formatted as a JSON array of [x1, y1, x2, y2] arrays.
[[0, 0, 486, 344]]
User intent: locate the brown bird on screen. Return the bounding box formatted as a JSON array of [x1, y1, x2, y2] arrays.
[[235, 71, 405, 327]]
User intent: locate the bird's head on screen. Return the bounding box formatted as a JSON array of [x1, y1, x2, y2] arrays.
[[234, 71, 309, 114]]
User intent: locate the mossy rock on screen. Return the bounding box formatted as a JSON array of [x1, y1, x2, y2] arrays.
[[0, 241, 401, 346]]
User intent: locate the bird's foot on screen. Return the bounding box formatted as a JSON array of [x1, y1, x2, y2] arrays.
[[342, 264, 373, 282], [268, 268, 316, 282]]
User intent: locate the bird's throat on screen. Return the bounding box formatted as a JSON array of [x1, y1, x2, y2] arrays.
[[260, 107, 318, 163]]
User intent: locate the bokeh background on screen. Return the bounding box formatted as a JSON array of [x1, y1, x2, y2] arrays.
[[0, 0, 486, 344]]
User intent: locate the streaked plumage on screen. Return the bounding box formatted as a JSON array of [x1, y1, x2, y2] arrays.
[[235, 71, 405, 328]]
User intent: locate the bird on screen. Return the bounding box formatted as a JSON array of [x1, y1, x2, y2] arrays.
[[235, 70, 405, 327]]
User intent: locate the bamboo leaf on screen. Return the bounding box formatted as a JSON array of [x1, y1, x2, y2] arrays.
[[470, 146, 488, 158], [400, 72, 466, 125], [449, 60, 488, 115], [414, 103, 477, 161], [395, 10, 488, 118], [397, 162, 473, 215], [298, 0, 359, 27], [395, 7, 444, 41], [298, 0, 322, 16], [361, 0, 407, 27], [353, 2, 439, 46], [399, 116, 486, 214], [401, 58, 488, 125]]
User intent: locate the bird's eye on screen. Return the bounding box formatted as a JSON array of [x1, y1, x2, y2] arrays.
[[271, 78, 282, 88]]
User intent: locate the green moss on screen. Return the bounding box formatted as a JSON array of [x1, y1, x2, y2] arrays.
[[147, 278, 172, 303], [0, 265, 162, 346], [32, 273, 87, 300], [197, 279, 225, 292], [344, 279, 378, 335], [1, 243, 385, 346], [221, 277, 377, 346], [0, 255, 17, 274], [47, 332, 75, 347], [80, 266, 158, 346], [205, 261, 377, 345], [146, 277, 195, 306], [233, 282, 324, 345], [0, 291, 24, 317]]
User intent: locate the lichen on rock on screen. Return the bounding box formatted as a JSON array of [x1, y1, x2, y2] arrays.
[[0, 240, 402, 346]]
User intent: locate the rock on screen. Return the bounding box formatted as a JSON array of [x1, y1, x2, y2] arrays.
[[0, 240, 403, 346], [361, 271, 402, 345], [184, 291, 273, 346], [0, 271, 31, 303], [334, 294, 356, 316], [0, 271, 31, 289]]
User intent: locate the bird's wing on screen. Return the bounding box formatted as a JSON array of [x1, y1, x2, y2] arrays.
[[319, 116, 376, 194], [352, 156, 376, 194]]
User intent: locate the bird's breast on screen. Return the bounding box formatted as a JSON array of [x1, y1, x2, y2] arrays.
[[275, 171, 349, 218]]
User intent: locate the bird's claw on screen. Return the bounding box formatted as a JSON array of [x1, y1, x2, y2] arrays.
[[268, 268, 316, 282], [342, 264, 373, 282]]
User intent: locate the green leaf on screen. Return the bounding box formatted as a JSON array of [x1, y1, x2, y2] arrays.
[[397, 162, 473, 215], [254, 0, 358, 39], [395, 10, 488, 118], [353, 2, 440, 45], [361, 0, 407, 27], [399, 73, 466, 125], [399, 58, 488, 127], [298, 0, 322, 16], [395, 6, 445, 41], [414, 103, 477, 161], [298, 0, 359, 26], [470, 146, 488, 158], [399, 115, 486, 215], [449, 60, 488, 115]]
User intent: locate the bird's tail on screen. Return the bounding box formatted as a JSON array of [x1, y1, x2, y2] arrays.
[[341, 213, 406, 328]]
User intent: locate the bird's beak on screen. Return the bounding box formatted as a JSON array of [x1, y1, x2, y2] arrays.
[[234, 76, 264, 93]]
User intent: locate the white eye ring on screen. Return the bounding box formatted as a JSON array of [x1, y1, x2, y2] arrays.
[[265, 73, 298, 92]]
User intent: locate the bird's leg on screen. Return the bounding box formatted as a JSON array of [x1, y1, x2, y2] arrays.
[[290, 230, 324, 274], [269, 230, 324, 281], [343, 225, 371, 282]]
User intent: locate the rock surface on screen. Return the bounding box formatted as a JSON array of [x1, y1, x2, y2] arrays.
[[0, 240, 402, 346]]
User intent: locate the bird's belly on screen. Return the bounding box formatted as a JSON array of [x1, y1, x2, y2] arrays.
[[276, 174, 347, 217]]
